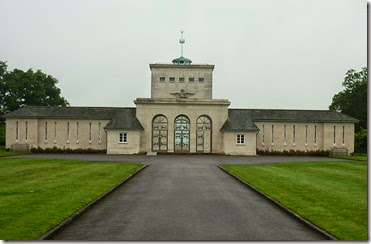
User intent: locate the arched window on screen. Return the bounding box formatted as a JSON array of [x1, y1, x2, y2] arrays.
[[174, 115, 190, 152], [196, 115, 212, 153], [152, 115, 168, 151]]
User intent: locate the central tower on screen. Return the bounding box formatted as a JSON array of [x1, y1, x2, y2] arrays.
[[150, 31, 214, 100]]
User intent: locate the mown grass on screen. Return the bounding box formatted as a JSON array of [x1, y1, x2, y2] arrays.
[[0, 145, 29, 157], [221, 161, 367, 240], [332, 153, 367, 161], [0, 157, 143, 240]]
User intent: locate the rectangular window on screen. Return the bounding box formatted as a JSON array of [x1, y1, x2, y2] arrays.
[[305, 125, 308, 144], [198, 77, 204, 82], [98, 122, 101, 143], [54, 122, 57, 141], [76, 122, 79, 142], [16, 121, 19, 141], [179, 77, 185, 82], [159, 77, 165, 82], [119, 132, 128, 143], [236, 134, 245, 144], [67, 122, 70, 141], [45, 122, 48, 141], [262, 125, 265, 143], [189, 77, 194, 82], [89, 122, 92, 142], [271, 125, 274, 143], [169, 77, 175, 82], [333, 125, 336, 144], [293, 125, 296, 144], [342, 126, 345, 145], [283, 125, 286, 144], [314, 125, 317, 144], [25, 121, 28, 141]]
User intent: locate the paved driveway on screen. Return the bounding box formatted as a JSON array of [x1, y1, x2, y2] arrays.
[[17, 154, 344, 240]]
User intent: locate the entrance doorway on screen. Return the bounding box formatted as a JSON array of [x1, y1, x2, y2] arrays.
[[152, 115, 168, 152], [174, 115, 190, 152], [196, 115, 212, 153]]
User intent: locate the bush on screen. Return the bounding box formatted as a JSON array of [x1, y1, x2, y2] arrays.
[[30, 146, 106, 154], [0, 124, 5, 146], [354, 128, 367, 153], [256, 148, 331, 156]]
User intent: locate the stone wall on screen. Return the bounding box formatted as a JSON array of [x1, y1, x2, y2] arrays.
[[222, 132, 257, 155], [6, 118, 110, 150], [254, 121, 354, 153], [150, 64, 213, 100], [106, 130, 140, 154]]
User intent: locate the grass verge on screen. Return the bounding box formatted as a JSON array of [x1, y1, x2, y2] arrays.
[[0, 157, 143, 240], [331, 153, 367, 161], [221, 161, 367, 240], [0, 145, 29, 157]]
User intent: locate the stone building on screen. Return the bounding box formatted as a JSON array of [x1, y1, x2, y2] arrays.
[[4, 34, 358, 155]]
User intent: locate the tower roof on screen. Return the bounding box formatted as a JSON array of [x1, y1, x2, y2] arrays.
[[172, 56, 192, 64]]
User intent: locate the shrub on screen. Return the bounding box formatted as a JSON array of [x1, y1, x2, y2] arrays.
[[256, 148, 331, 156], [30, 146, 106, 154]]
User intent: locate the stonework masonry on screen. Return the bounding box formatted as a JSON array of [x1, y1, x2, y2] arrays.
[[4, 58, 358, 155]]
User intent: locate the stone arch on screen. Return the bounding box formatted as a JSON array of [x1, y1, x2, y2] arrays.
[[174, 115, 190, 152], [196, 115, 212, 153], [152, 114, 168, 152]]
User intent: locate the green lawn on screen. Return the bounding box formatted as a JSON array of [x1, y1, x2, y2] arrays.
[[221, 161, 367, 240], [0, 157, 143, 240], [332, 153, 367, 161], [0, 145, 29, 157]]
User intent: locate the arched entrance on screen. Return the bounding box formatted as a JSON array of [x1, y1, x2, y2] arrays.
[[152, 115, 168, 152], [196, 115, 212, 153], [174, 115, 190, 152]]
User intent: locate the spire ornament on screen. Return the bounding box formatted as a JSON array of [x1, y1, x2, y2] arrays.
[[172, 31, 192, 64]]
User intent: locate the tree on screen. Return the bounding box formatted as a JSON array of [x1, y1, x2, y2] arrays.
[[329, 67, 367, 131], [0, 61, 69, 116], [0, 61, 69, 145]]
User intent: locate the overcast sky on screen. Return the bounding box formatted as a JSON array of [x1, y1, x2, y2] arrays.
[[0, 0, 367, 110]]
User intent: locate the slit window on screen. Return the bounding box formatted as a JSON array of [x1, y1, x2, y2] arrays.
[[284, 125, 286, 144], [76, 122, 79, 141], [333, 125, 336, 144], [314, 125, 317, 144], [16, 121, 19, 141], [25, 121, 28, 141], [45, 122, 48, 141], [342, 126, 345, 144], [262, 125, 265, 143], [98, 122, 101, 143], [293, 125, 296, 144], [305, 125, 308, 144], [54, 122, 57, 140], [67, 122, 70, 141], [271, 125, 274, 143], [89, 122, 92, 141]]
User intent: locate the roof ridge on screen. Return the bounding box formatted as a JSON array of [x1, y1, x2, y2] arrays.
[[229, 108, 333, 112]]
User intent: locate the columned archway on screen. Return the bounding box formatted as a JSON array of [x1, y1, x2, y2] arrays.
[[174, 115, 190, 152], [152, 115, 168, 152], [196, 115, 212, 153]]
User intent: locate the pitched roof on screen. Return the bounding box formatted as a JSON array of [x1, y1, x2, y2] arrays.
[[3, 106, 144, 131], [221, 109, 359, 132]]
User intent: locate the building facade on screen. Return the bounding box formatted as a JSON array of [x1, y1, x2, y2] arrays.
[[4, 38, 358, 155]]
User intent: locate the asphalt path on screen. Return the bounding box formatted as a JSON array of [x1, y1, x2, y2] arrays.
[[16, 154, 344, 240]]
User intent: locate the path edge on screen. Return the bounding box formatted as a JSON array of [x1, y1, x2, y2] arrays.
[[218, 165, 338, 240], [38, 164, 148, 240]]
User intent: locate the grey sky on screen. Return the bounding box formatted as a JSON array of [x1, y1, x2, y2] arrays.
[[0, 0, 367, 110]]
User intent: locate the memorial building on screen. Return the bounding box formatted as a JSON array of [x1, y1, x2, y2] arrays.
[[4, 33, 358, 155]]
